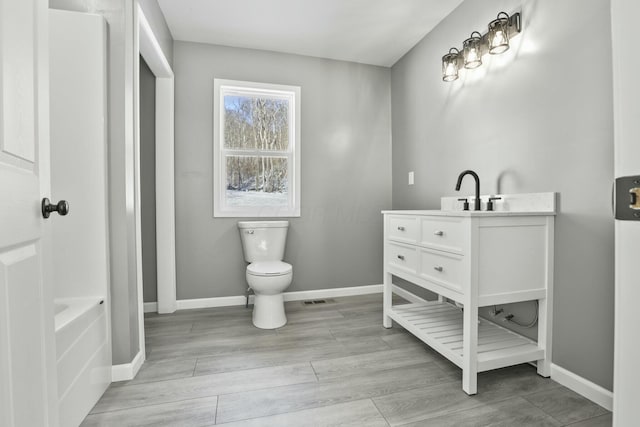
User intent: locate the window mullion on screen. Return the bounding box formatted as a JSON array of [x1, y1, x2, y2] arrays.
[[221, 149, 291, 157]]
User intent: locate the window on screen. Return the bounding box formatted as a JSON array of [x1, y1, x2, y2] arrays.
[[213, 79, 300, 217]]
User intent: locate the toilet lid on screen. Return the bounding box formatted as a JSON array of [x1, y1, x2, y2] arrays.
[[247, 261, 292, 276]]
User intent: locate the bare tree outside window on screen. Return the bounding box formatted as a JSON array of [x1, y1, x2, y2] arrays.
[[224, 96, 289, 206], [213, 80, 300, 217]]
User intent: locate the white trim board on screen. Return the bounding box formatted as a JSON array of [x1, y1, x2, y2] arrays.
[[178, 284, 383, 310], [145, 284, 384, 311], [145, 284, 417, 312], [283, 284, 382, 302], [550, 364, 613, 411], [144, 302, 158, 313], [111, 349, 144, 382], [137, 3, 177, 318], [391, 284, 427, 304]]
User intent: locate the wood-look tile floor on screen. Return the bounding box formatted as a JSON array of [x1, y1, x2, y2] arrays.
[[82, 294, 612, 426]]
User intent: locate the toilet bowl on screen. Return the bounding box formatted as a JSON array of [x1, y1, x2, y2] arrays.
[[246, 261, 292, 329], [238, 221, 293, 329]]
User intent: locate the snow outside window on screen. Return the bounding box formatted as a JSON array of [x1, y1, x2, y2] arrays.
[[213, 79, 301, 217]]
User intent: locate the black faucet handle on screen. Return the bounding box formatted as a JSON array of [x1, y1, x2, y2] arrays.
[[487, 196, 502, 211], [457, 198, 470, 211]]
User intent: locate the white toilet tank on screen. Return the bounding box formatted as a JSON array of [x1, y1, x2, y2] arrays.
[[238, 221, 289, 263]]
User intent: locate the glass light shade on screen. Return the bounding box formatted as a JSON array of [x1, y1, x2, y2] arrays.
[[488, 12, 510, 54], [463, 31, 483, 69], [442, 48, 460, 82]]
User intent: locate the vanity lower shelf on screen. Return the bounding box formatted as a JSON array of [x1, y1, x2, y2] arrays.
[[389, 301, 543, 373]]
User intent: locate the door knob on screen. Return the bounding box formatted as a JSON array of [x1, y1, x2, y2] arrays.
[[42, 198, 69, 218]]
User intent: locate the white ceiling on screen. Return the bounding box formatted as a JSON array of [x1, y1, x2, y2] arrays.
[[157, 0, 464, 67]]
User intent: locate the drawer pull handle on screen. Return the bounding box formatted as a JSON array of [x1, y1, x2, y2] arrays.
[[397, 255, 405, 261], [434, 231, 444, 236], [397, 226, 406, 231], [434, 266, 444, 272]]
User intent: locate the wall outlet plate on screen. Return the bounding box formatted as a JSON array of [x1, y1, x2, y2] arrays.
[[615, 175, 640, 220], [408, 171, 414, 185]]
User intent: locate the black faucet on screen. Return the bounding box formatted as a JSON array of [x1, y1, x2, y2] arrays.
[[455, 170, 481, 211]]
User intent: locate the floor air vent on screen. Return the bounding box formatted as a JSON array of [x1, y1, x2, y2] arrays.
[[302, 299, 335, 305]]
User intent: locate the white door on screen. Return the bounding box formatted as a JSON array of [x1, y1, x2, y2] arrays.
[[0, 1, 57, 426], [611, 1, 640, 425]]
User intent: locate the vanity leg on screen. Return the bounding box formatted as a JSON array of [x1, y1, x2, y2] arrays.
[[538, 217, 554, 378], [462, 303, 478, 395], [383, 271, 393, 328], [537, 297, 552, 377]]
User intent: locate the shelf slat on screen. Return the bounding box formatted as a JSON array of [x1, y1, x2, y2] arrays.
[[388, 301, 543, 373]]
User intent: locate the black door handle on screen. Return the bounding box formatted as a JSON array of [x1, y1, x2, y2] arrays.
[[42, 198, 69, 218]]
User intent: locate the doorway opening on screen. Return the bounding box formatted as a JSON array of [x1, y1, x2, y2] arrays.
[[134, 5, 177, 364]]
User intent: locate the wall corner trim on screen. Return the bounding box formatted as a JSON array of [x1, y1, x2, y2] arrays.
[[111, 349, 145, 382], [550, 363, 613, 411]]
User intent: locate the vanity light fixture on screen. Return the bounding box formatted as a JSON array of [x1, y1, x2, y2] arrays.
[[442, 48, 461, 82], [488, 12, 511, 54], [463, 31, 483, 69], [442, 11, 521, 82]]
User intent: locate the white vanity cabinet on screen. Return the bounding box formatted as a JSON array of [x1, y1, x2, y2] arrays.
[[382, 194, 555, 395]]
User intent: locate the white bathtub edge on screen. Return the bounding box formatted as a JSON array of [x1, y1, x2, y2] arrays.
[[54, 297, 105, 332], [112, 349, 144, 382]]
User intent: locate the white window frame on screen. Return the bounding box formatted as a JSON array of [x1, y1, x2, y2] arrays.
[[213, 79, 301, 217]]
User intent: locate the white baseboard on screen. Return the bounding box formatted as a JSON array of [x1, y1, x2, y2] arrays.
[[177, 295, 248, 310], [284, 284, 382, 302], [550, 364, 613, 411], [143, 302, 157, 313], [391, 284, 428, 304], [151, 284, 384, 312], [111, 349, 145, 382]]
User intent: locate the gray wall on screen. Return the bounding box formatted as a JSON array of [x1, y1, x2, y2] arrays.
[[174, 41, 392, 299], [140, 56, 157, 303], [391, 0, 614, 390]]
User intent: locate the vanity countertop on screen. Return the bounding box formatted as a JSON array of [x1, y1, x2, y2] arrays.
[[381, 210, 556, 217], [383, 192, 557, 217]]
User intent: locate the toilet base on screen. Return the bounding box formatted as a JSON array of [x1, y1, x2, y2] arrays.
[[252, 293, 287, 329]]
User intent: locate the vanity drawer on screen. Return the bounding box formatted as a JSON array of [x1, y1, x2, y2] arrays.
[[388, 216, 419, 244], [387, 242, 418, 275], [419, 248, 463, 291], [420, 216, 466, 254]]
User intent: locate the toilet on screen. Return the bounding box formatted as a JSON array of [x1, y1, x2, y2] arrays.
[[237, 221, 293, 329]]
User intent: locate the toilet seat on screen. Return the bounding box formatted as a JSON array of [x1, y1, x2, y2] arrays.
[[247, 261, 292, 277]]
